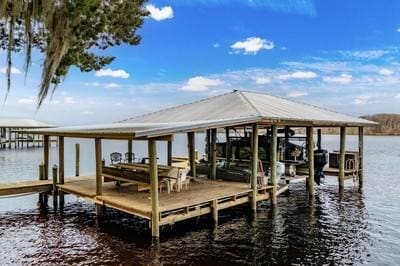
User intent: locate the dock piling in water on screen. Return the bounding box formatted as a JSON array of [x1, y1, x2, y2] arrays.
[[52, 165, 58, 210], [75, 143, 80, 177]]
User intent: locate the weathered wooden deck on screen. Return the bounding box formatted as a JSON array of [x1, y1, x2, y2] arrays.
[[58, 176, 275, 225]]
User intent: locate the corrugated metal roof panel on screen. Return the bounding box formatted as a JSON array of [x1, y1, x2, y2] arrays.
[[122, 91, 259, 123], [123, 90, 376, 126], [241, 91, 373, 125]]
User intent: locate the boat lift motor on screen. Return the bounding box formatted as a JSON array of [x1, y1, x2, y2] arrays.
[[313, 129, 328, 185]]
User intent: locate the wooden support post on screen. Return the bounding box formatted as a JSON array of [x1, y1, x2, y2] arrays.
[[358, 126, 364, 187], [43, 135, 49, 179], [75, 143, 80, 177], [128, 140, 133, 163], [206, 129, 211, 162], [188, 132, 196, 178], [52, 165, 58, 210], [339, 126, 346, 189], [95, 138, 103, 216], [43, 135, 49, 207], [58, 136, 65, 208], [306, 126, 315, 195], [167, 140, 172, 166], [38, 163, 45, 206], [149, 139, 160, 238], [225, 127, 231, 167], [211, 200, 218, 225], [270, 125, 278, 206], [210, 128, 217, 179], [251, 123, 259, 211]]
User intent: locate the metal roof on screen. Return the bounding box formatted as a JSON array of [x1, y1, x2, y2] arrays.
[[0, 117, 54, 128], [26, 90, 376, 139], [123, 90, 376, 126]]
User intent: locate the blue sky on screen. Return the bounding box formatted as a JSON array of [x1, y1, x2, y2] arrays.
[[1, 0, 400, 125]]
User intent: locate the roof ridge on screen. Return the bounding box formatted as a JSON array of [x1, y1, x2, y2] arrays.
[[119, 90, 238, 123], [241, 90, 371, 123], [237, 91, 263, 117]]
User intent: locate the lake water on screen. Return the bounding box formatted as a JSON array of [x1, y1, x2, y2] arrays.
[[0, 135, 399, 265]]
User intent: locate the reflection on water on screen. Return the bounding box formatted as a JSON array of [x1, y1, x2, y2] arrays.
[[0, 136, 399, 265]]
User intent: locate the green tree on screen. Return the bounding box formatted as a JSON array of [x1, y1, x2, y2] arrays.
[[0, 0, 148, 107]]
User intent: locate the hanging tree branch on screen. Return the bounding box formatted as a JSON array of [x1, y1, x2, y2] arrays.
[[0, 0, 149, 108]]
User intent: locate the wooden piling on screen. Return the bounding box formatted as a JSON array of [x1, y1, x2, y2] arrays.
[[358, 126, 364, 187], [38, 163, 45, 206], [167, 140, 172, 166], [43, 135, 49, 205], [211, 200, 218, 225], [251, 123, 259, 211], [58, 136, 65, 208], [149, 139, 160, 238], [188, 132, 196, 178], [339, 126, 346, 189], [75, 143, 80, 177], [211, 128, 217, 180], [270, 125, 278, 206], [52, 165, 58, 209], [306, 126, 315, 195]]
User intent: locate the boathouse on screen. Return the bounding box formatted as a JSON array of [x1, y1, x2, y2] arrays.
[[23, 90, 376, 238]]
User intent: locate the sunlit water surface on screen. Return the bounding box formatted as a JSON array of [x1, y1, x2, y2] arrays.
[[0, 135, 399, 265]]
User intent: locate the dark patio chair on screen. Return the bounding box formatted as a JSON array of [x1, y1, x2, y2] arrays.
[[125, 152, 136, 163], [110, 152, 122, 165]]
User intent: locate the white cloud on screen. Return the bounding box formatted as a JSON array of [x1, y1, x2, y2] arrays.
[[254, 77, 271, 85], [231, 37, 274, 55], [323, 74, 352, 84], [95, 68, 129, 79], [181, 76, 224, 92], [213, 43, 220, 48], [104, 83, 121, 89], [84, 82, 122, 89], [341, 50, 390, 60], [146, 4, 173, 21], [83, 111, 94, 115], [379, 68, 394, 76], [0, 66, 21, 74], [287, 91, 308, 98], [397, 27, 400, 32], [17, 97, 35, 105], [278, 71, 317, 80], [395, 93, 400, 100], [353, 95, 372, 105], [64, 97, 76, 104]]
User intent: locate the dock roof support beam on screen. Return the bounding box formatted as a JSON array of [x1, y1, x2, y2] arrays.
[[95, 138, 103, 216], [251, 123, 259, 211], [306, 126, 315, 196], [167, 140, 172, 166], [149, 139, 160, 238], [43, 135, 49, 180], [210, 128, 217, 180], [339, 127, 346, 189], [358, 126, 364, 188], [58, 136, 65, 208], [188, 132, 196, 178], [225, 127, 231, 168], [270, 125, 278, 206], [128, 140, 133, 163]]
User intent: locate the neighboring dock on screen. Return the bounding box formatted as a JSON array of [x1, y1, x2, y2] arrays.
[[0, 118, 55, 149]]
